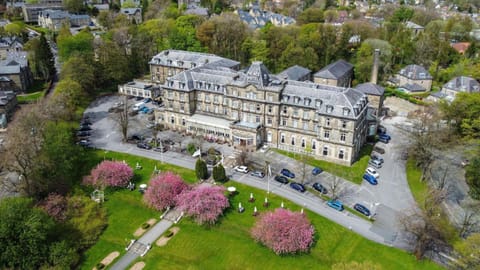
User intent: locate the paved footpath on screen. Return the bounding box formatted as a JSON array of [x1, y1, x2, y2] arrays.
[[110, 219, 173, 270]]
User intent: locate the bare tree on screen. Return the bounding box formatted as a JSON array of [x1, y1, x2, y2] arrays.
[[458, 202, 480, 238], [328, 176, 343, 200], [113, 96, 129, 142], [237, 145, 249, 166]]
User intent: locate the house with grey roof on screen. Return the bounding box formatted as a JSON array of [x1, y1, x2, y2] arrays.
[[431, 76, 480, 102], [120, 8, 142, 24], [157, 53, 369, 165], [38, 9, 91, 31], [392, 64, 432, 92], [313, 60, 354, 88], [149, 49, 241, 84], [0, 37, 23, 60], [22, 4, 64, 23], [234, 6, 295, 29], [355, 82, 385, 117], [277, 65, 311, 81], [0, 91, 17, 126], [405, 21, 424, 36], [0, 52, 33, 92]]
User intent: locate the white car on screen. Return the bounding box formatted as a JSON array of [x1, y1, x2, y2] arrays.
[[365, 167, 379, 178], [234, 166, 249, 173]]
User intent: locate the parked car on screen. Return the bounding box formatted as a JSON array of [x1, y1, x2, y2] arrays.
[[365, 167, 380, 178], [77, 139, 91, 147], [371, 154, 384, 164], [143, 98, 152, 103], [327, 200, 344, 211], [368, 159, 382, 169], [312, 182, 328, 194], [153, 145, 168, 152], [274, 175, 289, 184], [81, 119, 91, 125], [289, 182, 306, 193], [378, 136, 389, 143], [251, 171, 265, 178], [312, 167, 323, 175], [78, 125, 92, 131], [76, 131, 91, 137], [234, 165, 249, 173], [377, 125, 387, 134], [127, 134, 142, 143], [353, 203, 371, 216], [379, 133, 391, 140], [137, 142, 152, 150], [363, 173, 378, 185], [373, 146, 385, 154], [280, 168, 295, 178], [162, 139, 175, 146]]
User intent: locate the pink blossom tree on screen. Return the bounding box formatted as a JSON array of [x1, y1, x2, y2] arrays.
[[38, 193, 68, 222], [83, 160, 133, 189], [251, 208, 315, 255], [175, 185, 230, 225], [143, 172, 189, 211]]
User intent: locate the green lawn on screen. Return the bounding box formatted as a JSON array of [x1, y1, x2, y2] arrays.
[[17, 91, 44, 103], [405, 158, 428, 210], [80, 150, 442, 270], [275, 144, 373, 184]]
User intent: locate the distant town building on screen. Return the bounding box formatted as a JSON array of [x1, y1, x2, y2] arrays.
[[120, 8, 142, 24], [38, 9, 90, 31], [22, 4, 63, 23], [430, 76, 480, 102], [313, 60, 354, 88], [234, 6, 295, 29], [405, 21, 424, 35], [0, 37, 23, 60]]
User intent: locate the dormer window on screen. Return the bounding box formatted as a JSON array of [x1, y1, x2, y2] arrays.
[[180, 82, 185, 89], [191, 63, 196, 68], [294, 96, 300, 104], [304, 98, 311, 106], [168, 80, 174, 87], [206, 83, 211, 90], [343, 108, 350, 116], [167, 60, 172, 65], [214, 84, 219, 91], [315, 99, 322, 108], [283, 95, 289, 102], [326, 105, 334, 113]]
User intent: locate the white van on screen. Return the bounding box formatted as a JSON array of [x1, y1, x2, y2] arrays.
[[133, 102, 145, 111], [368, 159, 382, 169]]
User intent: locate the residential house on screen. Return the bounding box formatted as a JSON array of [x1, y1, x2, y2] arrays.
[[120, 8, 142, 24], [0, 90, 17, 125], [392, 64, 432, 92], [277, 65, 311, 82], [155, 52, 369, 166], [313, 60, 354, 88], [149, 49, 241, 84], [405, 21, 424, 35], [22, 4, 63, 23], [0, 52, 33, 92], [38, 9, 69, 31], [451, 42, 470, 55], [69, 14, 91, 27], [0, 37, 23, 60], [234, 6, 296, 29], [429, 76, 480, 102], [118, 81, 161, 99]]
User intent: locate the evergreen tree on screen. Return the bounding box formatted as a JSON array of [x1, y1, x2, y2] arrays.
[[195, 158, 208, 180]]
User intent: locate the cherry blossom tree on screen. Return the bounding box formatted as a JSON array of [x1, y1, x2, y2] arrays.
[[83, 161, 133, 189], [143, 172, 189, 211], [38, 193, 68, 222], [175, 185, 229, 225], [251, 208, 315, 255]]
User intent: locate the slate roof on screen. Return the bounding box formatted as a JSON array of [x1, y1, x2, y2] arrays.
[[0, 37, 23, 49], [149, 50, 240, 69], [405, 21, 424, 30], [314, 60, 353, 80], [235, 6, 295, 29], [355, 82, 385, 96], [398, 64, 432, 80], [277, 65, 311, 81], [399, 83, 425, 92], [39, 9, 69, 19], [443, 76, 480, 93], [0, 52, 28, 75], [120, 8, 141, 15], [282, 80, 368, 119]]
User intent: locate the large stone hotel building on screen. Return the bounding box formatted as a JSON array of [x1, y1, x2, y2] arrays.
[[140, 50, 370, 165]]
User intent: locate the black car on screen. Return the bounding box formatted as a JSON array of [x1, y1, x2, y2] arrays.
[[78, 125, 92, 131], [153, 146, 168, 152], [137, 142, 152, 150], [312, 182, 328, 194], [274, 175, 289, 184], [81, 119, 91, 125], [353, 203, 371, 217], [289, 182, 306, 193], [162, 139, 175, 146], [76, 131, 91, 137], [127, 135, 142, 143]]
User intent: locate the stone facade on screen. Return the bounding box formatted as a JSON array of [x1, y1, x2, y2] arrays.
[[152, 53, 369, 166], [395, 64, 432, 92]]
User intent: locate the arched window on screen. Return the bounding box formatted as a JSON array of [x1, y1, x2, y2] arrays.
[[170, 116, 175, 124], [301, 138, 306, 148], [280, 133, 285, 144], [312, 140, 316, 150], [338, 149, 344, 159], [291, 136, 295, 146]]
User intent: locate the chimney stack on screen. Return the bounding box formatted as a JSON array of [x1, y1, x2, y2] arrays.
[[371, 49, 380, 85]]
